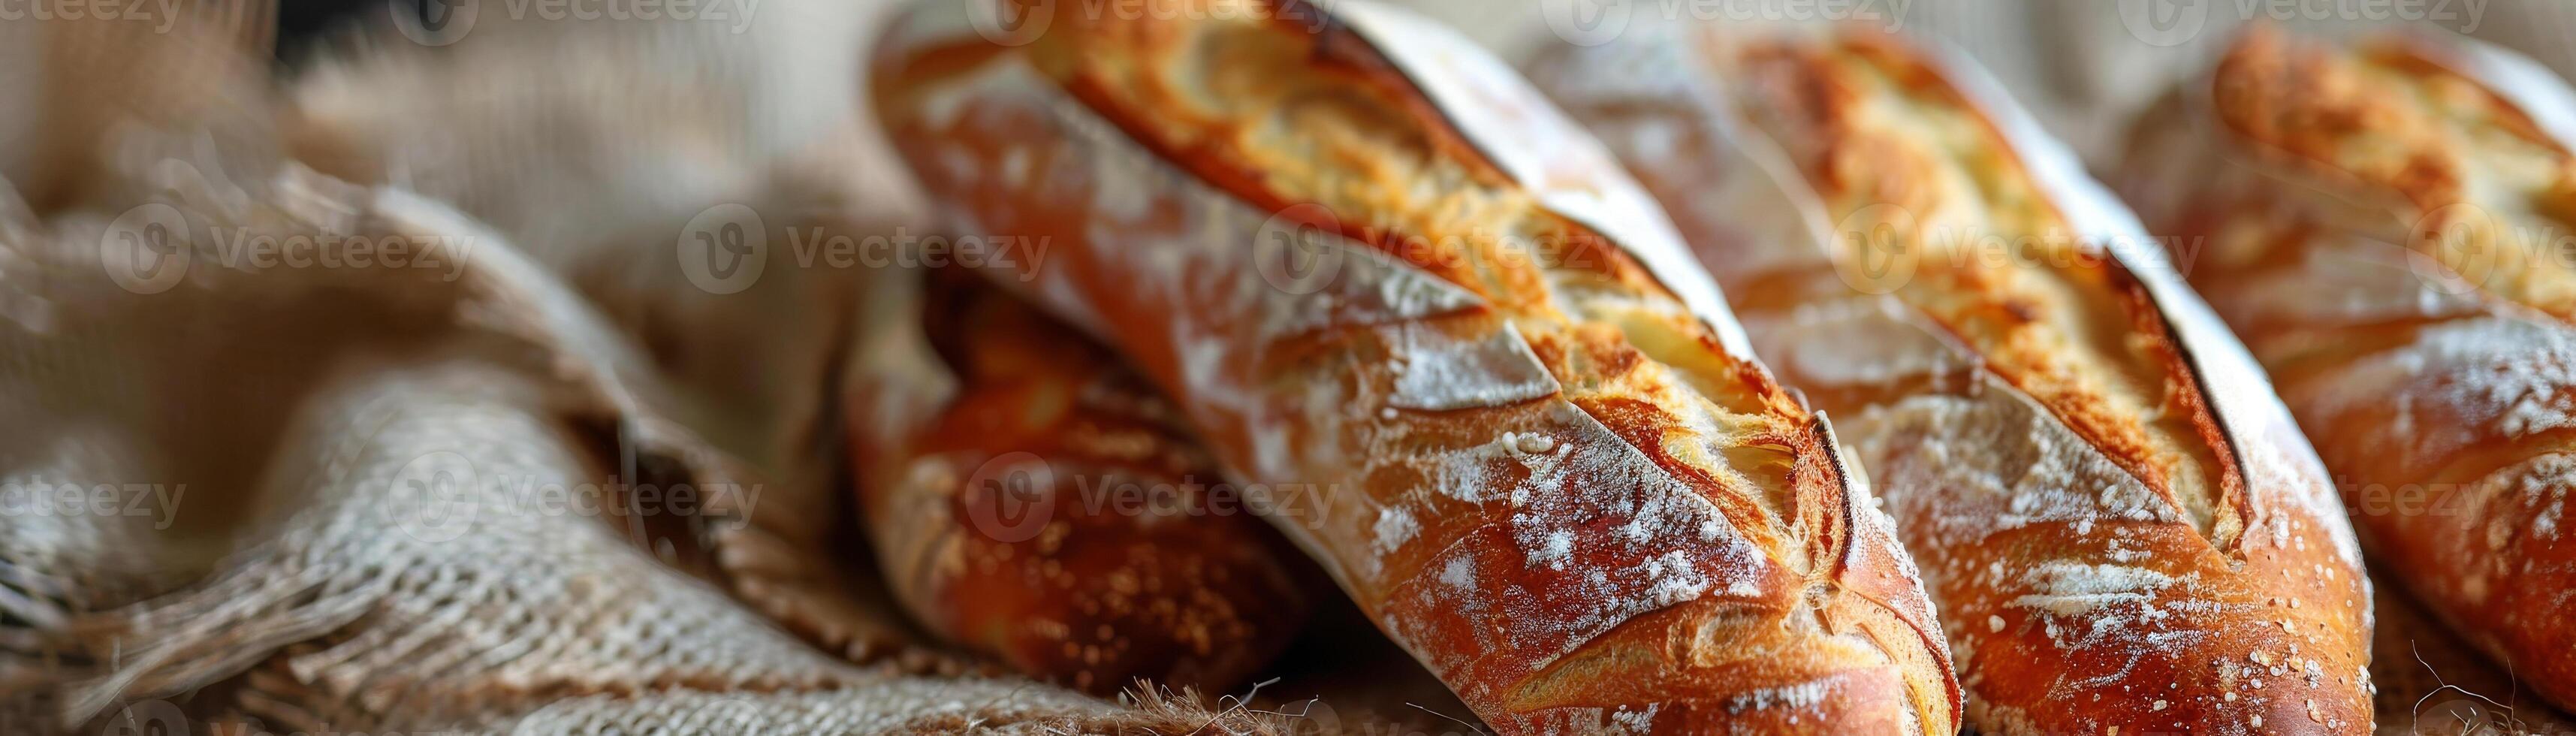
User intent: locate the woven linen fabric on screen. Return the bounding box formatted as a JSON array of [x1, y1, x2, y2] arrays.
[[0, 5, 1318, 734], [0, 134, 1296, 736], [8, 2, 2576, 734]]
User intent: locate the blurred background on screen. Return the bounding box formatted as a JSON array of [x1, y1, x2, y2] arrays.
[[4, 1, 2574, 734]]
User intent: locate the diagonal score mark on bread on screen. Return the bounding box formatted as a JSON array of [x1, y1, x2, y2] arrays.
[[2181, 29, 2576, 505], [1015, 4, 1921, 708], [1020, 3, 1813, 557], [2206, 27, 2576, 330], [1531, 23, 2377, 734], [1723, 35, 2253, 554], [2116, 25, 2576, 719], [869, 1, 1962, 732]]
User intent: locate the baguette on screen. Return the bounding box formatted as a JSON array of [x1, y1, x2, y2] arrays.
[[1533, 26, 2375, 734], [844, 266, 1311, 694], [868, 2, 1960, 732], [2118, 26, 2576, 713]]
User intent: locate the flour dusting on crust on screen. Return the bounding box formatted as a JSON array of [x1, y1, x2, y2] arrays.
[[1534, 26, 2373, 733], [873, 6, 1959, 731], [1385, 321, 1563, 412]]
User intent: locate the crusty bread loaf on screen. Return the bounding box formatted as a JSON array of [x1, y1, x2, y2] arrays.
[[843, 266, 1312, 694], [869, 2, 1960, 732], [2118, 26, 2576, 714], [1532, 26, 2375, 734]]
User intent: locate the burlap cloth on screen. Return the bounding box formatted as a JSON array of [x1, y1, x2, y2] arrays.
[[4, 2, 2573, 734], [0, 2, 1323, 733]]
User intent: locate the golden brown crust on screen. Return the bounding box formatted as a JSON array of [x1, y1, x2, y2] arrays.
[[1733, 35, 2251, 550], [2201, 26, 2576, 322], [2120, 26, 2576, 715], [870, 2, 1959, 733], [1534, 26, 2375, 735], [844, 268, 1312, 694]]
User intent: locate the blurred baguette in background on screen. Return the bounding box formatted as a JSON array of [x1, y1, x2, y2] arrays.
[[2119, 24, 2576, 719]]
